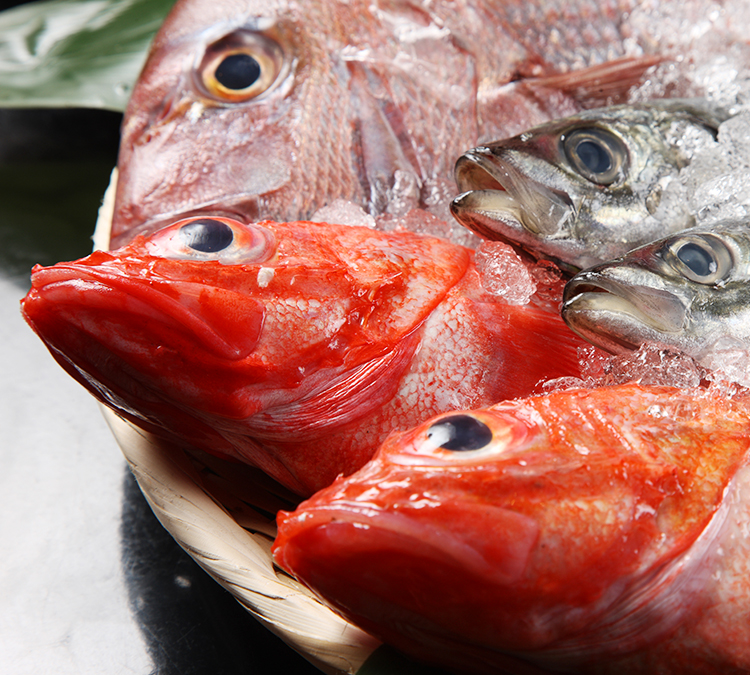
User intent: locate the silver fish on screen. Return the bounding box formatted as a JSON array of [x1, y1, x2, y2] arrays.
[[451, 100, 732, 273], [561, 219, 750, 370]]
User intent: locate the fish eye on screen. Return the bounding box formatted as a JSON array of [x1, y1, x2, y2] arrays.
[[562, 127, 628, 186], [677, 242, 714, 276], [664, 234, 733, 285], [426, 414, 493, 451], [198, 30, 285, 103], [145, 216, 276, 265], [215, 53, 261, 90], [178, 219, 234, 252]]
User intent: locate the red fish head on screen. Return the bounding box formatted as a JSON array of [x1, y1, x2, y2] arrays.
[[21, 217, 470, 493], [274, 384, 750, 673]]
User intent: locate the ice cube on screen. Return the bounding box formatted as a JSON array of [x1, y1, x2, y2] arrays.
[[376, 208, 454, 239], [539, 376, 587, 393], [474, 241, 537, 305], [528, 259, 565, 301], [648, 176, 692, 228], [682, 144, 734, 198], [384, 169, 421, 218], [311, 199, 377, 228], [700, 337, 750, 389], [718, 111, 750, 164]]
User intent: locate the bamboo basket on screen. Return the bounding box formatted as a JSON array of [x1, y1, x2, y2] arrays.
[[94, 170, 383, 674]]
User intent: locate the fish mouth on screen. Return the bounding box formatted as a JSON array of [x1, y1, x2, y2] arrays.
[[275, 498, 538, 591], [561, 269, 688, 353], [24, 261, 264, 362], [21, 259, 266, 420], [451, 147, 575, 247]]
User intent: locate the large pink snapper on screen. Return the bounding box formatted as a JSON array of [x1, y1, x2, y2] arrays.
[[21, 217, 589, 495], [110, 0, 750, 247], [275, 383, 750, 674]]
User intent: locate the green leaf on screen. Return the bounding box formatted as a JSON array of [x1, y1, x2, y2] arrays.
[[0, 0, 175, 111]]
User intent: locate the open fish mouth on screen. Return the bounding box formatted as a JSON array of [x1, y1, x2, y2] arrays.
[[451, 147, 575, 244], [561, 270, 688, 353]]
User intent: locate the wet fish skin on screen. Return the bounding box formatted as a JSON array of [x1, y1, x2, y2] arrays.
[[274, 383, 750, 675], [21, 217, 588, 496], [109, 0, 750, 248], [561, 219, 750, 367], [451, 100, 731, 273]]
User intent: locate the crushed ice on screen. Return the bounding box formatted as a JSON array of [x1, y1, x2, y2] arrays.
[[699, 337, 750, 389], [578, 344, 704, 388], [541, 341, 750, 395], [474, 241, 537, 305], [542, 343, 704, 392], [311, 199, 377, 228], [660, 109, 750, 227]]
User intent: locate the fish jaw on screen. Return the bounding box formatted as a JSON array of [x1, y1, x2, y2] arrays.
[[275, 384, 750, 672], [20, 253, 271, 431], [562, 265, 690, 354], [452, 146, 579, 263]]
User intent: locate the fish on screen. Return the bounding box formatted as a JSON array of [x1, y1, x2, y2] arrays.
[[20, 216, 590, 496], [561, 219, 750, 385], [108, 0, 750, 248], [451, 100, 732, 273], [273, 382, 750, 675]]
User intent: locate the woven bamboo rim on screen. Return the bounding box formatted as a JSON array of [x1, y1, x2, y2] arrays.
[[94, 170, 381, 674]]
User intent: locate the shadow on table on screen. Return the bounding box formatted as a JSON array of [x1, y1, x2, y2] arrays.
[[120, 468, 322, 675]]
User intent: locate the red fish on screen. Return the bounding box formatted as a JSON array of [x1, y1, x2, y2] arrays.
[[110, 0, 750, 246], [21, 217, 589, 495], [274, 383, 750, 674]]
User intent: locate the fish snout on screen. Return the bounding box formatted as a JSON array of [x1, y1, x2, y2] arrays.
[[274, 498, 539, 593], [452, 146, 575, 247], [23, 260, 265, 363], [562, 267, 688, 353]]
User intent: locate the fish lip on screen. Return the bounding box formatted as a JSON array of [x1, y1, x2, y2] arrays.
[[26, 260, 263, 362], [561, 270, 688, 352], [452, 147, 575, 247], [280, 499, 537, 588]]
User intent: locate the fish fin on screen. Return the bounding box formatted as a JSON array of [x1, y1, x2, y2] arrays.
[[246, 332, 420, 440], [348, 61, 423, 213], [520, 55, 664, 108]]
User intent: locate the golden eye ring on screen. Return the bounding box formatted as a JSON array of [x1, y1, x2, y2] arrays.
[[198, 31, 285, 103]]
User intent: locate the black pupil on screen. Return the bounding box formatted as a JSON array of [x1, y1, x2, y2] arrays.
[[677, 242, 715, 277], [215, 53, 261, 90], [575, 139, 612, 174], [427, 415, 493, 451], [179, 219, 234, 253]]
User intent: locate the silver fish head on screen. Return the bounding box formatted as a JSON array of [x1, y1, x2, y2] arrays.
[[452, 101, 730, 273], [561, 220, 750, 360]]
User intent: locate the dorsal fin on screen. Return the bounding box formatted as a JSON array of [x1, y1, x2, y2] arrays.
[[520, 55, 664, 108]]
